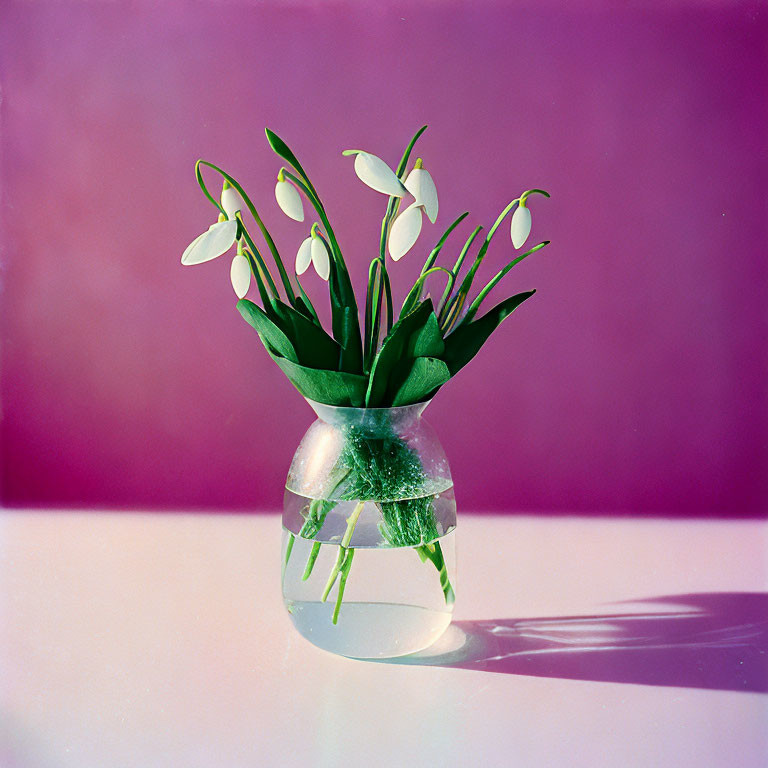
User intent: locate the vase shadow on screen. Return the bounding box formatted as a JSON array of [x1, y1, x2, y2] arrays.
[[378, 593, 768, 693]]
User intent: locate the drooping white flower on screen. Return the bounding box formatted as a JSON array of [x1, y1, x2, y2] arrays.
[[347, 151, 408, 197], [295, 237, 313, 275], [311, 238, 330, 281], [404, 162, 438, 223], [295, 227, 330, 281], [221, 182, 244, 219], [230, 251, 251, 298], [275, 177, 304, 221], [510, 204, 532, 249], [388, 202, 423, 262], [181, 219, 238, 265]]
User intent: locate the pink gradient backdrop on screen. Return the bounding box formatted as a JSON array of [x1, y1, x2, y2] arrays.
[[1, 1, 766, 514]]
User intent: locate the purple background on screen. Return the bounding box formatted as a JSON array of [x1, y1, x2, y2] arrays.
[[1, 1, 766, 515]]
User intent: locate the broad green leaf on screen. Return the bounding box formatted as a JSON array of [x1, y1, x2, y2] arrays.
[[442, 291, 536, 376], [406, 310, 445, 358], [366, 299, 436, 406], [269, 298, 341, 370], [268, 352, 368, 407], [328, 254, 363, 373], [388, 357, 451, 406], [237, 300, 298, 363]]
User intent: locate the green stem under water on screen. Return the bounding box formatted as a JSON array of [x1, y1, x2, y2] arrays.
[[302, 541, 322, 581], [320, 500, 365, 603], [332, 548, 355, 625], [416, 540, 455, 605]]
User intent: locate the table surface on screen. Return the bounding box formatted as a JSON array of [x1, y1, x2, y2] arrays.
[[1, 512, 767, 768]]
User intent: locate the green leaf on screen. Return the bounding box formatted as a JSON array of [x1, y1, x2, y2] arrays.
[[406, 310, 445, 358], [442, 290, 536, 376], [265, 128, 318, 198], [269, 299, 341, 370], [237, 300, 298, 363], [388, 356, 451, 406], [268, 352, 369, 407], [366, 300, 438, 407], [328, 253, 363, 373]]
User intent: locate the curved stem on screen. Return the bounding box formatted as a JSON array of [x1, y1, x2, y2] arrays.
[[437, 225, 483, 316], [400, 266, 453, 318], [420, 211, 470, 275], [196, 161, 296, 304], [237, 222, 279, 297], [462, 241, 550, 324]]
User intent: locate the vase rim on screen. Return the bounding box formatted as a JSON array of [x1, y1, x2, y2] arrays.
[[304, 397, 432, 413]]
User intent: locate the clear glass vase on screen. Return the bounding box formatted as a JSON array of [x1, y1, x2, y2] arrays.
[[281, 399, 457, 658]]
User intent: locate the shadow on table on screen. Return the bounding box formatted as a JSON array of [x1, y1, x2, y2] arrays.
[[381, 593, 768, 693]]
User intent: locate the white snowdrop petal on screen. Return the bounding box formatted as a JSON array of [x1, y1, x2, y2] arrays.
[[388, 203, 423, 262], [511, 205, 532, 249], [181, 231, 206, 264], [295, 237, 313, 274], [510, 205, 532, 249], [311, 238, 330, 281], [275, 180, 305, 222], [404, 168, 439, 223], [221, 187, 244, 219], [354, 152, 407, 197], [230, 253, 251, 298], [181, 220, 238, 265]]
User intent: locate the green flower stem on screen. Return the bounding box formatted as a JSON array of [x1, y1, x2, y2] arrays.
[[332, 548, 355, 624], [400, 266, 453, 318], [237, 226, 279, 297], [196, 160, 297, 305], [284, 532, 295, 566], [462, 240, 551, 325], [320, 500, 365, 601], [420, 211, 470, 276], [321, 545, 347, 602], [440, 189, 550, 328], [437, 225, 483, 319], [416, 541, 455, 605], [242, 249, 275, 308], [302, 541, 322, 580], [364, 259, 384, 370]]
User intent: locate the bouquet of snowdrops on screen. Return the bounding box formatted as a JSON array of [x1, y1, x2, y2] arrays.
[[182, 126, 549, 621]]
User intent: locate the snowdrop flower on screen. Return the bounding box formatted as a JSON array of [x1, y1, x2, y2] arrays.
[[388, 202, 423, 262], [510, 201, 532, 249], [230, 240, 251, 299], [343, 149, 408, 197], [181, 181, 241, 266], [404, 159, 438, 223], [296, 224, 330, 281], [181, 181, 251, 297], [220, 181, 244, 220], [274, 170, 304, 221]]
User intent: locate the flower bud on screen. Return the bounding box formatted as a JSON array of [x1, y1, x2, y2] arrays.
[[510, 204, 532, 249], [275, 179, 305, 221]]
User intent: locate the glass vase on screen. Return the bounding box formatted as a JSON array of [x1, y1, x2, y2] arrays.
[[281, 399, 457, 658]]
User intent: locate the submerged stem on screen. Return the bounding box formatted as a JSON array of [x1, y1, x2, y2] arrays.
[[332, 548, 355, 624], [320, 500, 365, 601], [302, 541, 322, 581]]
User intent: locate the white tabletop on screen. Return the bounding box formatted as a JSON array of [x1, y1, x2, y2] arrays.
[[1, 512, 766, 768]]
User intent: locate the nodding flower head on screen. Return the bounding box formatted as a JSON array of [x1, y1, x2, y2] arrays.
[[510, 200, 532, 249], [404, 159, 438, 223], [344, 150, 408, 197], [388, 202, 423, 262], [296, 224, 330, 281], [274, 170, 305, 222]]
